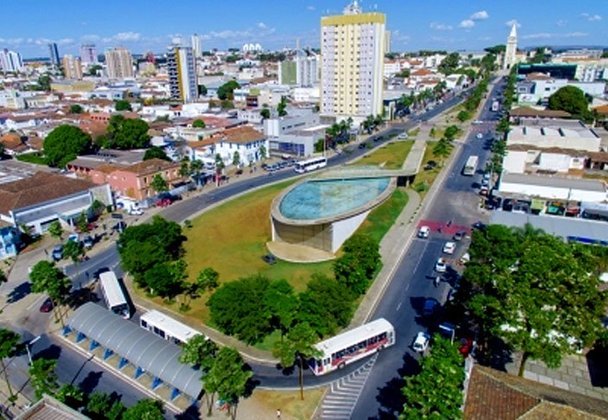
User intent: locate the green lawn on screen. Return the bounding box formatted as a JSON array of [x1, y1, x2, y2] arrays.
[[356, 187, 409, 243], [16, 153, 48, 165], [350, 141, 413, 169], [413, 141, 449, 198]]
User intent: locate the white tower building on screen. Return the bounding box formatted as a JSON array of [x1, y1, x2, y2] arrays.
[[191, 34, 202, 58], [503, 23, 518, 70]]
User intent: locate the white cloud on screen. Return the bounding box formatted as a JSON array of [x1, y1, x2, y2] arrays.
[[565, 31, 588, 37], [581, 13, 602, 21], [522, 33, 552, 40], [306, 5, 315, 11], [257, 22, 267, 29], [522, 31, 588, 40], [459, 19, 475, 29], [556, 19, 567, 27], [505, 19, 521, 28], [430, 22, 453, 31], [81, 34, 101, 42], [470, 10, 489, 21], [112, 32, 141, 42]]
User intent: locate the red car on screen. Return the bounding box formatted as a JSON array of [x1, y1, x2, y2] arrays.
[[156, 198, 172, 207], [39, 298, 54, 313], [459, 337, 474, 357]]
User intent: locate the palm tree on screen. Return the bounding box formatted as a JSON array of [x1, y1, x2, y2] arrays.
[[433, 139, 452, 166], [0, 328, 20, 403]]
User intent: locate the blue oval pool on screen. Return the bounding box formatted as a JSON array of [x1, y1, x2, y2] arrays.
[[279, 177, 391, 221]]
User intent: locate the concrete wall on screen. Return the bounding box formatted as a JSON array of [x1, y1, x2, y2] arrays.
[[272, 219, 333, 252], [499, 181, 606, 202], [331, 210, 369, 253]]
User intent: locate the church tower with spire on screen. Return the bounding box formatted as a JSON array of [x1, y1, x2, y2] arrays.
[[503, 23, 518, 70]]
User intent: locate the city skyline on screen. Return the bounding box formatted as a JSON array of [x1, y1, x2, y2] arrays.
[[0, 0, 606, 58]]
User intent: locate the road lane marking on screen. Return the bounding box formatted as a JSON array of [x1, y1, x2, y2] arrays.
[[396, 301, 402, 311]]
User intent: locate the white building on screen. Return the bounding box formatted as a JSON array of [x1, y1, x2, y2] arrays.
[[517, 76, 606, 104], [320, 1, 385, 122], [191, 33, 202, 58], [0, 90, 26, 109], [189, 126, 268, 167], [503, 23, 517, 70], [507, 124, 601, 153], [62, 55, 83, 80], [0, 49, 24, 73], [167, 45, 198, 103], [499, 173, 606, 203], [105, 47, 134, 79], [80, 44, 98, 65]]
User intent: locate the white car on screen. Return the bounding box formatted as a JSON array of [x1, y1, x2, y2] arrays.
[[435, 258, 447, 273], [397, 132, 409, 139], [472, 120, 483, 125], [476, 133, 483, 139], [129, 208, 144, 216], [443, 241, 456, 255], [413, 331, 431, 353], [418, 226, 430, 239]]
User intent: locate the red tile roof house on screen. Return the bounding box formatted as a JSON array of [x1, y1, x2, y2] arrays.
[[0, 172, 113, 236], [69, 158, 185, 202]]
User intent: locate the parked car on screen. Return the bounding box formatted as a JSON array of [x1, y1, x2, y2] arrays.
[[443, 241, 456, 255], [459, 337, 474, 357], [397, 132, 408, 139], [358, 143, 367, 149], [418, 226, 430, 239], [51, 245, 63, 261], [422, 298, 439, 317], [67, 233, 79, 243], [476, 133, 483, 139], [129, 207, 143, 216], [262, 254, 277, 265], [82, 236, 94, 249], [460, 252, 471, 265], [156, 198, 172, 207], [39, 298, 53, 313], [472, 221, 486, 230], [413, 331, 430, 353], [453, 231, 465, 241], [423, 160, 437, 171], [435, 258, 447, 273]]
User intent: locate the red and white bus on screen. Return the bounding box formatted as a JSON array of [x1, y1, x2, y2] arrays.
[[309, 318, 395, 375]]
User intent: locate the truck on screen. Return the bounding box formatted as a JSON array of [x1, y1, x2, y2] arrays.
[[491, 100, 500, 112]]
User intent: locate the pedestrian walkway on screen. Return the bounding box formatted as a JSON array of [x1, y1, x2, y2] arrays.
[[319, 354, 378, 420]]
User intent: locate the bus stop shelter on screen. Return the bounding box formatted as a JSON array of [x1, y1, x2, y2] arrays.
[[65, 302, 202, 401]]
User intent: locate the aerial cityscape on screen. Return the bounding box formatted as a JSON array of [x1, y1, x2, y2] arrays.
[[1, 0, 608, 419]]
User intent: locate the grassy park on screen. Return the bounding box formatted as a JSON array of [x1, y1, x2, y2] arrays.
[[350, 140, 413, 169]]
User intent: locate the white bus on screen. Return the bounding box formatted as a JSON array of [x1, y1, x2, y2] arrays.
[[294, 156, 328, 173], [309, 318, 395, 375], [140, 310, 202, 345], [463, 155, 479, 176], [98, 271, 130, 319]]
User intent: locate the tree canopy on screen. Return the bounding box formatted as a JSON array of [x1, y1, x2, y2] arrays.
[[114, 99, 132, 111], [143, 146, 171, 161], [99, 115, 150, 149], [192, 119, 206, 128], [217, 80, 241, 101], [69, 104, 83, 114], [548, 86, 590, 120], [205, 347, 252, 418], [29, 357, 59, 400], [44, 124, 92, 167], [122, 399, 164, 420], [459, 225, 607, 375], [438, 52, 460, 75], [334, 234, 381, 295]]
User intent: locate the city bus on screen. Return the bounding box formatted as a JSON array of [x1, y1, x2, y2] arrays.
[[98, 270, 130, 319], [463, 155, 479, 176], [309, 318, 395, 375], [140, 310, 202, 345], [294, 156, 328, 173]]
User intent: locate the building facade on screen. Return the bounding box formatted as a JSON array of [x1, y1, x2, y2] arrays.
[[503, 23, 518, 70], [320, 1, 386, 121], [48, 42, 60, 67], [191, 34, 202, 58], [0, 49, 24, 73], [167, 46, 198, 103], [105, 47, 134, 79], [62, 55, 83, 80], [80, 44, 98, 65]]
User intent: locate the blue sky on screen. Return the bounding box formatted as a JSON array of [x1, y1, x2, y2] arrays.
[[1, 0, 606, 57]]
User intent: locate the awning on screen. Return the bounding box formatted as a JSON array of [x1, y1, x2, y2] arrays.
[[531, 199, 545, 211]]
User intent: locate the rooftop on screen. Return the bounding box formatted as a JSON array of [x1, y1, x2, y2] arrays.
[[121, 158, 180, 176], [510, 106, 571, 119], [220, 126, 265, 144], [501, 172, 606, 192]]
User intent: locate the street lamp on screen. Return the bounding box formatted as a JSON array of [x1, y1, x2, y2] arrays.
[[25, 336, 41, 366]]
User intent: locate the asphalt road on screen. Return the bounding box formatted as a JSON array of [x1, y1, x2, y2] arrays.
[[350, 78, 505, 419], [10, 88, 474, 414]]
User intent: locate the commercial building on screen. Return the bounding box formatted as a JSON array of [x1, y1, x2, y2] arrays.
[[503, 23, 518, 70], [189, 126, 268, 168], [320, 1, 386, 122], [0, 49, 24, 73], [516, 73, 606, 104], [62, 55, 83, 80], [48, 42, 60, 67], [80, 44, 98, 65], [279, 50, 319, 87], [167, 46, 197, 103], [105, 47, 134, 79], [506, 123, 601, 153]]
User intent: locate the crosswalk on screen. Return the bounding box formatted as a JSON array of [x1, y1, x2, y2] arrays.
[[320, 354, 378, 419]]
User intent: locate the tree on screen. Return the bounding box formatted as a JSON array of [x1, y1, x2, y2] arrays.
[[400, 336, 464, 418], [432, 139, 452, 165], [103, 116, 150, 149], [0, 269, 6, 287], [273, 322, 321, 400], [217, 80, 240, 101], [150, 174, 168, 194], [38, 74, 51, 91], [334, 234, 381, 295], [0, 328, 20, 402], [277, 96, 287, 117], [548, 86, 590, 120], [297, 274, 355, 337], [196, 267, 219, 293], [85, 392, 124, 420], [438, 52, 460, 75], [55, 384, 85, 410], [260, 108, 270, 120], [192, 119, 206, 128], [484, 44, 506, 55], [48, 220, 63, 239], [397, 68, 411, 78], [207, 347, 252, 419], [179, 334, 218, 369], [114, 99, 132, 111], [207, 275, 273, 344], [259, 144, 267, 160], [460, 225, 608, 376], [198, 85, 208, 96], [143, 146, 171, 161], [143, 261, 184, 298], [232, 151, 240, 167], [29, 261, 71, 324], [69, 104, 83, 114], [29, 357, 59, 400], [88, 64, 102, 76], [44, 125, 92, 167], [122, 399, 164, 420], [443, 125, 460, 141], [63, 239, 84, 263], [263, 279, 298, 337]]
